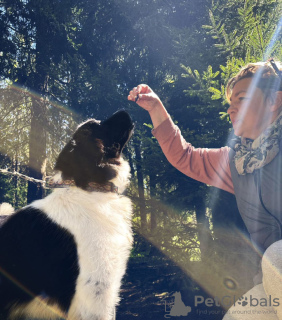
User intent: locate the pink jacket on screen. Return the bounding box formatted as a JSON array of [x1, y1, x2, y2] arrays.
[[152, 116, 234, 194]]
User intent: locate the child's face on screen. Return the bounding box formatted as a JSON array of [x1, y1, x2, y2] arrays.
[[227, 77, 272, 139]]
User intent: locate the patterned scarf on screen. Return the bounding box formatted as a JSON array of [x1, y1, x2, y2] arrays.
[[234, 110, 282, 175]]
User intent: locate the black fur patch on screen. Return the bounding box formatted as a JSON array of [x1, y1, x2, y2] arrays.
[[55, 110, 134, 190], [0, 207, 79, 317]]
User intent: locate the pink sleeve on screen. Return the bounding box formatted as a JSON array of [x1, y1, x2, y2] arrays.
[[152, 117, 234, 194]]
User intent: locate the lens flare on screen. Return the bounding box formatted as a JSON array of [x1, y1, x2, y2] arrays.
[[0, 266, 66, 319], [264, 17, 282, 61], [8, 83, 78, 117]]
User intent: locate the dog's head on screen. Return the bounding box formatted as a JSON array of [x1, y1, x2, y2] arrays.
[[54, 110, 134, 191]]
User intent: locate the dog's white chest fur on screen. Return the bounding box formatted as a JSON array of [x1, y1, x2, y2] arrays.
[[31, 187, 133, 320]]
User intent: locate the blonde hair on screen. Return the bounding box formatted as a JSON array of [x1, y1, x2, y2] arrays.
[[226, 61, 282, 103]]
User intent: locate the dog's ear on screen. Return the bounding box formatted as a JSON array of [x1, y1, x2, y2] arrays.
[[54, 140, 77, 180], [72, 127, 92, 145]]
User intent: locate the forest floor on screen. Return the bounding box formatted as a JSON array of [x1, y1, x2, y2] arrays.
[[116, 257, 227, 320]]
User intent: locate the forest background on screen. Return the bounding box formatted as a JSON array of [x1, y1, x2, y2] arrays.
[[0, 0, 282, 319]]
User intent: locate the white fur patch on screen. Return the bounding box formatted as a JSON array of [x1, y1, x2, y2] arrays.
[[0, 202, 14, 216], [51, 171, 63, 183], [110, 157, 131, 194], [28, 158, 133, 320]]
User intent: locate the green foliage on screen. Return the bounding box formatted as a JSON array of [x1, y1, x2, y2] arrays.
[[180, 0, 282, 128], [203, 0, 282, 60]]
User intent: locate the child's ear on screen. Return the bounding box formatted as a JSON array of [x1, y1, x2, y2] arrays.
[[269, 91, 282, 112]]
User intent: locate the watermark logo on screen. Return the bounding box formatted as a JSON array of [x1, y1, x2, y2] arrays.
[[194, 295, 280, 308], [163, 293, 280, 318], [236, 295, 279, 308], [164, 291, 192, 318], [237, 296, 248, 306]]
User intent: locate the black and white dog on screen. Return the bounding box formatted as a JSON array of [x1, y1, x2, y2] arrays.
[[0, 110, 134, 320]]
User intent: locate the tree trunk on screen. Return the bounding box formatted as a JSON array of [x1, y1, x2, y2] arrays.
[[27, 97, 47, 203], [149, 174, 157, 232], [12, 157, 19, 208], [27, 6, 49, 203], [134, 144, 146, 232], [195, 201, 213, 262]]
